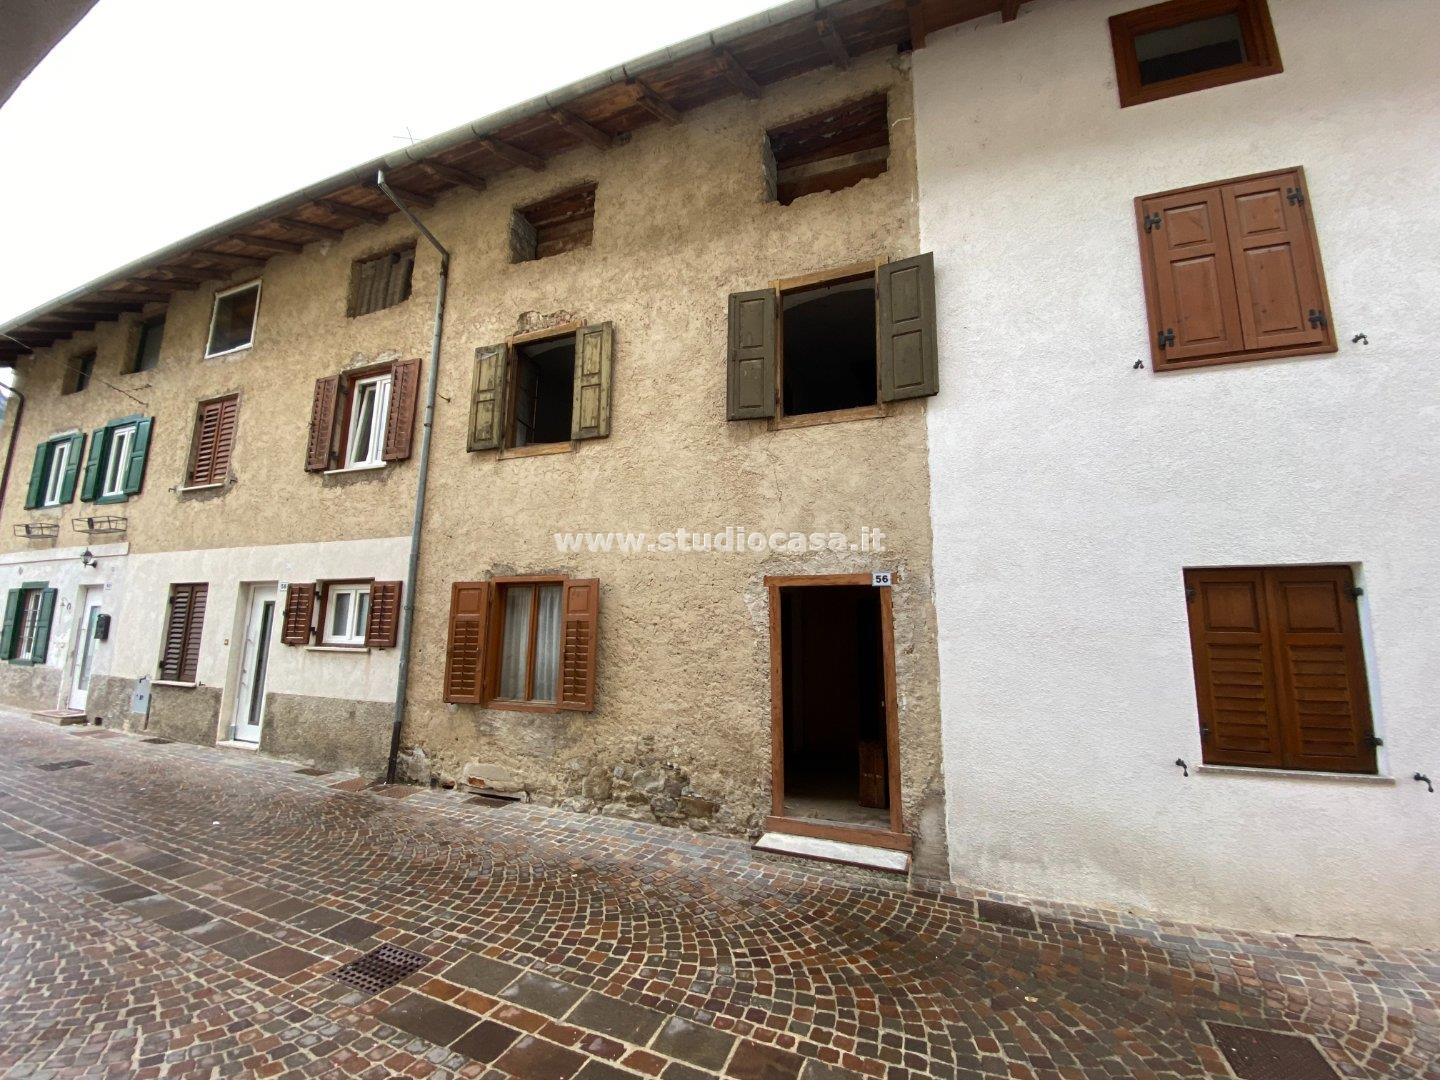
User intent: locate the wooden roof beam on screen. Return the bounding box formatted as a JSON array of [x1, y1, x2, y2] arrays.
[[316, 198, 389, 226], [67, 301, 146, 314], [196, 249, 267, 267], [906, 0, 926, 48], [233, 232, 305, 255], [480, 137, 545, 172], [275, 216, 345, 241], [716, 48, 762, 99], [548, 108, 615, 150], [1001, 0, 1021, 21], [96, 290, 170, 305], [418, 161, 488, 192], [815, 15, 850, 69], [137, 268, 220, 287], [376, 182, 434, 209], [32, 317, 98, 331], [628, 80, 681, 125]]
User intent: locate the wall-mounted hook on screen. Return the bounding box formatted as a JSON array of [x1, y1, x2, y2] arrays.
[[1351, 333, 1369, 345], [1415, 773, 1433, 793], [1174, 758, 1189, 777], [1133, 359, 1145, 370]]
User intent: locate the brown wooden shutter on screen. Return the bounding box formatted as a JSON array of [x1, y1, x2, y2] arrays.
[[383, 358, 420, 461], [1220, 171, 1330, 354], [558, 578, 599, 711], [188, 396, 238, 486], [305, 376, 340, 471], [443, 581, 491, 704], [468, 345, 509, 451], [365, 580, 403, 648], [1264, 566, 1376, 774], [877, 252, 939, 401], [726, 289, 775, 420], [1140, 187, 1246, 367], [571, 322, 613, 440], [281, 583, 315, 646], [160, 584, 207, 682], [1184, 568, 1285, 768]]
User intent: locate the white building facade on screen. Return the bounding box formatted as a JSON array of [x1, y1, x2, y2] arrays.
[[914, 0, 1440, 944]]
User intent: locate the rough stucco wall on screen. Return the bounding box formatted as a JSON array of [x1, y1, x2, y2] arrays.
[[146, 683, 221, 745], [260, 692, 390, 773], [915, 0, 1440, 942]]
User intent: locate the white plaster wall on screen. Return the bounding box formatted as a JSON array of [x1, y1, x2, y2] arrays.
[[914, 0, 1440, 943]]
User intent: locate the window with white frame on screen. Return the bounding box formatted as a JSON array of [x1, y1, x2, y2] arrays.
[[41, 439, 71, 507], [205, 281, 261, 358], [102, 425, 135, 499], [322, 583, 371, 646], [17, 590, 42, 660], [344, 373, 392, 468]]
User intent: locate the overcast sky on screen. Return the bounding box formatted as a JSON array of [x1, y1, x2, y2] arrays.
[[0, 0, 777, 323]]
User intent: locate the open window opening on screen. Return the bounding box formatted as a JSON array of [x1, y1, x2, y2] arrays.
[[1110, 0, 1282, 108], [778, 584, 890, 829], [781, 274, 877, 417], [305, 359, 418, 473], [63, 352, 95, 395], [765, 94, 888, 206], [132, 315, 165, 372], [206, 281, 261, 357], [510, 183, 596, 263], [345, 372, 393, 468], [509, 335, 575, 448]]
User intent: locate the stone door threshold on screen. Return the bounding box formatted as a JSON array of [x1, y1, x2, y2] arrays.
[[754, 831, 911, 874], [31, 708, 88, 726]]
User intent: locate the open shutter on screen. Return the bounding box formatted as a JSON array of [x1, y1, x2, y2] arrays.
[[122, 418, 153, 496], [1140, 187, 1246, 367], [468, 345, 509, 451], [159, 586, 191, 681], [24, 443, 47, 509], [80, 427, 105, 502], [280, 583, 315, 646], [365, 580, 403, 648], [877, 252, 939, 401], [571, 322, 614, 440], [558, 578, 599, 711], [180, 585, 206, 682], [31, 588, 56, 664], [58, 433, 84, 503], [1264, 566, 1375, 774], [305, 375, 340, 472], [443, 581, 491, 704], [1184, 568, 1285, 768], [0, 589, 21, 659], [382, 358, 421, 461], [1220, 171, 1330, 354], [726, 289, 776, 420], [509, 211, 538, 263]]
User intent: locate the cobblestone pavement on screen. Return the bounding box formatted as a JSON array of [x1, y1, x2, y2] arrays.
[[0, 714, 1436, 1079]]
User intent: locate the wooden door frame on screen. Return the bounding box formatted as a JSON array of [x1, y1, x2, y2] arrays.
[[764, 573, 909, 851]]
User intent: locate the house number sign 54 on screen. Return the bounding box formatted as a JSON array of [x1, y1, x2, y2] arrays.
[[872, 572, 893, 587]]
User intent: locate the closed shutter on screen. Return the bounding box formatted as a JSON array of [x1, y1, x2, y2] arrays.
[[1264, 566, 1375, 774], [443, 581, 491, 704], [558, 578, 599, 711], [58, 432, 84, 503], [24, 443, 46, 509], [726, 289, 776, 420], [1220, 171, 1328, 354], [31, 588, 56, 664], [121, 418, 153, 496], [877, 252, 939, 401], [509, 211, 538, 263], [382, 358, 420, 461], [1141, 188, 1246, 366], [571, 322, 614, 440], [160, 584, 206, 682], [365, 580, 403, 648], [468, 345, 509, 451], [386, 248, 415, 310], [280, 583, 315, 646], [189, 396, 239, 486], [0, 589, 21, 658], [305, 375, 340, 471], [79, 427, 105, 502]]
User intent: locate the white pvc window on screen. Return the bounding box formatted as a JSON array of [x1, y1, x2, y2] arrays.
[[345, 374, 392, 468], [17, 591, 42, 659], [323, 584, 371, 646], [205, 281, 261, 358], [41, 440, 70, 507], [102, 426, 134, 499]]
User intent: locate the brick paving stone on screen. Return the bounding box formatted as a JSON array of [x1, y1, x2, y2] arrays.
[[450, 1021, 521, 1064], [499, 972, 588, 1017], [495, 1034, 587, 1078], [377, 993, 478, 1047], [445, 954, 519, 994], [654, 1016, 737, 1071], [568, 992, 667, 1044]]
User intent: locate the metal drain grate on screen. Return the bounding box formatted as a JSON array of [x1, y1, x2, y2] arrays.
[[331, 943, 430, 995], [295, 767, 331, 776], [142, 737, 172, 745], [1208, 1023, 1339, 1079], [976, 898, 1038, 931], [35, 759, 93, 771]]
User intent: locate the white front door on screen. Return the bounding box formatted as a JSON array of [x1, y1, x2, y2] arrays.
[[68, 587, 103, 711], [233, 585, 277, 743]]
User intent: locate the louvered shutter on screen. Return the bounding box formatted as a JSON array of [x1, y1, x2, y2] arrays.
[[305, 376, 340, 471], [571, 322, 613, 440], [160, 584, 205, 682], [1220, 171, 1329, 354], [468, 345, 509, 451], [0, 589, 21, 658], [877, 252, 939, 401], [1184, 569, 1285, 768], [31, 588, 56, 664], [121, 418, 153, 496], [1140, 187, 1246, 367], [509, 211, 538, 263], [23, 443, 46, 509], [189, 397, 238, 486], [58, 433, 84, 503], [558, 578, 599, 712], [365, 581, 403, 648], [382, 358, 420, 461], [1264, 566, 1375, 774], [726, 289, 776, 420], [387, 248, 415, 309], [443, 581, 491, 704], [280, 583, 315, 646], [79, 427, 105, 502]]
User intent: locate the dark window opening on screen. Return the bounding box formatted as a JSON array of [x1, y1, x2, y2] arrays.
[[1110, 0, 1281, 108], [781, 276, 877, 416], [510, 183, 596, 263], [349, 245, 415, 317], [64, 352, 95, 395], [509, 336, 575, 447], [766, 93, 889, 206], [133, 315, 165, 372], [207, 282, 260, 356], [1136, 13, 1246, 84]]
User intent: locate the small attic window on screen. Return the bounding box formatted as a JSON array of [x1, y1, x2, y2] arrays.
[[765, 93, 889, 206], [510, 183, 597, 263]]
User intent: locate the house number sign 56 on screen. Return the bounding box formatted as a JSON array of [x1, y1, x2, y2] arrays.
[[872, 572, 893, 587]]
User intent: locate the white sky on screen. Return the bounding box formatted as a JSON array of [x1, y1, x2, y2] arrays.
[[0, 0, 777, 323]]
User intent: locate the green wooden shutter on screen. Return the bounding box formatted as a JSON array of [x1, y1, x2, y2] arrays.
[[31, 588, 56, 664], [726, 289, 776, 420], [0, 590, 21, 659], [877, 252, 939, 402], [469, 344, 509, 451], [24, 443, 47, 509], [58, 432, 84, 504], [80, 427, 106, 502], [571, 322, 614, 441], [122, 418, 153, 496]]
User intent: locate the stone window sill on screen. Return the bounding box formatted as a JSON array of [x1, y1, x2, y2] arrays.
[[178, 482, 225, 493], [151, 679, 199, 688], [324, 462, 386, 476], [1195, 764, 1394, 785], [305, 645, 371, 654]]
